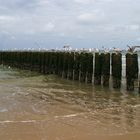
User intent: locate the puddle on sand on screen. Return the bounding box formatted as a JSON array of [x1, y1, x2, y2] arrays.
[[0, 65, 140, 140]]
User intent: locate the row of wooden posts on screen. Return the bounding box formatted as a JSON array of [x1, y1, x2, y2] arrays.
[[0, 51, 139, 92]]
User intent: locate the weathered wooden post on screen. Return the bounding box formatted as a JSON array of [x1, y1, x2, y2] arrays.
[[15, 51, 20, 68], [101, 53, 110, 86], [23, 51, 27, 69], [126, 53, 138, 91], [39, 52, 44, 73], [138, 54, 140, 93], [74, 52, 80, 81], [9, 52, 12, 66], [31, 52, 36, 71], [26, 51, 31, 70], [86, 52, 93, 83], [36, 52, 39, 71], [0, 51, 4, 64], [49, 52, 53, 74], [18, 51, 22, 69], [17, 51, 21, 68], [42, 52, 46, 74], [62, 52, 69, 78], [111, 53, 122, 88], [36, 52, 40, 72], [138, 77, 140, 93], [67, 52, 74, 80], [6, 52, 9, 66], [21, 51, 25, 69], [45, 52, 50, 74], [94, 53, 102, 85], [23, 51, 28, 69], [54, 52, 59, 75], [0, 52, 2, 64], [47, 51, 57, 74], [57, 52, 63, 77], [27, 51, 30, 69], [2, 52, 5, 65], [79, 52, 87, 82], [33, 52, 38, 71], [38, 52, 42, 73], [30, 51, 34, 71]]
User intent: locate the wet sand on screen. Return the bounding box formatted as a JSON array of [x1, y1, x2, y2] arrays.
[[0, 118, 140, 140], [0, 66, 140, 140]]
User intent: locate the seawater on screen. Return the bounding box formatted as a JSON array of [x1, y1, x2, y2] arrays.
[[0, 65, 140, 140]]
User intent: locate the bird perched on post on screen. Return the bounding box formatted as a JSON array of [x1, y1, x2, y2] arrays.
[[127, 45, 140, 53], [113, 47, 121, 53]]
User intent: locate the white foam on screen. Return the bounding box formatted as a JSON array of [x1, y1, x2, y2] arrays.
[[0, 108, 8, 112], [133, 104, 140, 108], [54, 113, 84, 119], [0, 120, 37, 124]]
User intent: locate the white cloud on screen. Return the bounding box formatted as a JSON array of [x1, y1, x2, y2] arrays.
[[77, 11, 105, 24], [0, 30, 16, 40], [136, 37, 140, 41], [36, 0, 50, 6], [0, 0, 140, 49], [74, 0, 93, 4], [74, 0, 116, 4], [10, 36, 16, 40], [78, 13, 95, 21], [24, 29, 35, 35], [0, 15, 15, 22], [22, 21, 55, 35], [43, 22, 55, 32], [126, 25, 140, 31]]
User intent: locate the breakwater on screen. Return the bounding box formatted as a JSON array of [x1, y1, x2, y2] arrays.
[[0, 51, 139, 92]]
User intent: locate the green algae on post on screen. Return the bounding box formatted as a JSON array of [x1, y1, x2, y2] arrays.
[[62, 52, 69, 78], [86, 52, 93, 83], [94, 53, 102, 85], [73, 52, 80, 81], [67, 52, 74, 80], [126, 53, 138, 91], [79, 52, 87, 82], [111, 53, 122, 88], [102, 53, 110, 87]]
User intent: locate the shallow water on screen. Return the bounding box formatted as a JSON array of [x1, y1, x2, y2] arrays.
[[0, 65, 140, 140]]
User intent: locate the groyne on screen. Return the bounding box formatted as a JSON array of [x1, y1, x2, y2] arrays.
[[0, 51, 139, 92]]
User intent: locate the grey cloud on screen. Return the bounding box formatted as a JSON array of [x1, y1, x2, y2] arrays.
[[0, 0, 37, 9], [0, 0, 140, 49]]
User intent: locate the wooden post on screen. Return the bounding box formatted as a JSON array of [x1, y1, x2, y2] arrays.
[[63, 52, 69, 78], [48, 52, 53, 74], [102, 53, 110, 87], [42, 52, 46, 74], [74, 52, 80, 81], [0, 52, 2, 64], [67, 52, 74, 80], [111, 53, 122, 88], [79, 52, 87, 82], [126, 53, 138, 91], [54, 52, 58, 75], [94, 53, 102, 85], [86, 52, 93, 83], [57, 52, 63, 77]]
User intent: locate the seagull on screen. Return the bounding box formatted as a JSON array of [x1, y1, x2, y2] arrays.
[[113, 47, 121, 53], [127, 45, 140, 53]]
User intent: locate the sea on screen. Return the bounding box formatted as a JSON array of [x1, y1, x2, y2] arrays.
[[0, 54, 140, 140]]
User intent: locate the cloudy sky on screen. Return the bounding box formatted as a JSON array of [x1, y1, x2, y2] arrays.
[[0, 0, 140, 50]]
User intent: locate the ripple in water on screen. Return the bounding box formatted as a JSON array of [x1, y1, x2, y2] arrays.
[[0, 65, 140, 140]]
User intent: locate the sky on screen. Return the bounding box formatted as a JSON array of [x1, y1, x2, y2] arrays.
[[0, 0, 140, 50]]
